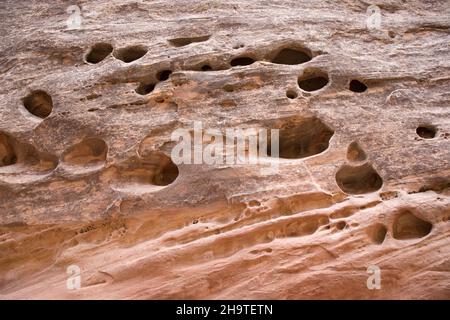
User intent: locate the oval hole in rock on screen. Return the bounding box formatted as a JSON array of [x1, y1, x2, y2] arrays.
[[335, 163, 382, 194], [393, 211, 432, 240], [271, 48, 311, 65], [0, 133, 17, 167], [152, 154, 179, 186], [230, 57, 255, 67], [368, 223, 387, 244], [156, 70, 172, 81], [85, 43, 113, 64], [286, 90, 298, 99], [113, 152, 179, 191], [269, 117, 334, 159], [168, 35, 210, 47], [0, 132, 57, 177], [336, 221, 347, 230], [113, 45, 148, 63], [347, 141, 367, 162], [22, 90, 53, 119], [298, 70, 329, 92], [63, 138, 107, 167], [416, 125, 437, 139], [349, 80, 367, 93], [136, 83, 155, 95]]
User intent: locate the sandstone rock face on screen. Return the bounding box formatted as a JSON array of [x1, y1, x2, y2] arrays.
[[0, 1, 449, 299]]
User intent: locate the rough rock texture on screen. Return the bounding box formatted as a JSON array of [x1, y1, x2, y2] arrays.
[[1, 0, 450, 299]]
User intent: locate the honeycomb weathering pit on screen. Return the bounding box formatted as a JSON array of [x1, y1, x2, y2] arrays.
[[168, 35, 211, 47], [335, 163, 383, 194], [0, 1, 449, 301], [85, 43, 113, 64], [347, 141, 367, 162], [271, 48, 312, 65], [230, 56, 256, 66], [393, 211, 432, 240], [113, 45, 148, 63], [22, 90, 53, 119], [297, 70, 329, 92], [62, 138, 108, 168], [269, 117, 334, 159], [0, 133, 17, 166]]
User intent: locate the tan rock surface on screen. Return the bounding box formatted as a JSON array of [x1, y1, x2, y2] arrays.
[[0, 0, 449, 299]]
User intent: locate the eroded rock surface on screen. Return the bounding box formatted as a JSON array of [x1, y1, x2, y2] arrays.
[[0, 0, 449, 299]]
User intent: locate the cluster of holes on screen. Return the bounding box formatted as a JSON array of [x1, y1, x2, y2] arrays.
[[85, 43, 148, 64], [228, 46, 313, 69], [135, 69, 173, 96], [335, 142, 382, 195], [18, 41, 441, 198], [0, 132, 58, 175], [366, 211, 433, 245]]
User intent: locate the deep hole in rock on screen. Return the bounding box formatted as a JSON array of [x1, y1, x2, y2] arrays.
[[0, 133, 57, 174], [113, 152, 179, 190], [335, 163, 383, 194], [0, 133, 17, 166], [152, 154, 179, 186], [168, 35, 210, 47], [22, 90, 53, 118], [336, 221, 347, 230], [347, 141, 367, 162], [113, 45, 147, 63], [136, 83, 155, 95], [416, 125, 437, 139], [286, 90, 298, 99], [393, 211, 432, 240], [271, 48, 311, 65], [269, 117, 334, 159], [63, 138, 107, 167], [369, 223, 387, 244], [156, 70, 172, 81], [230, 57, 255, 66], [298, 70, 329, 92], [349, 80, 367, 93], [85, 43, 113, 64]]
